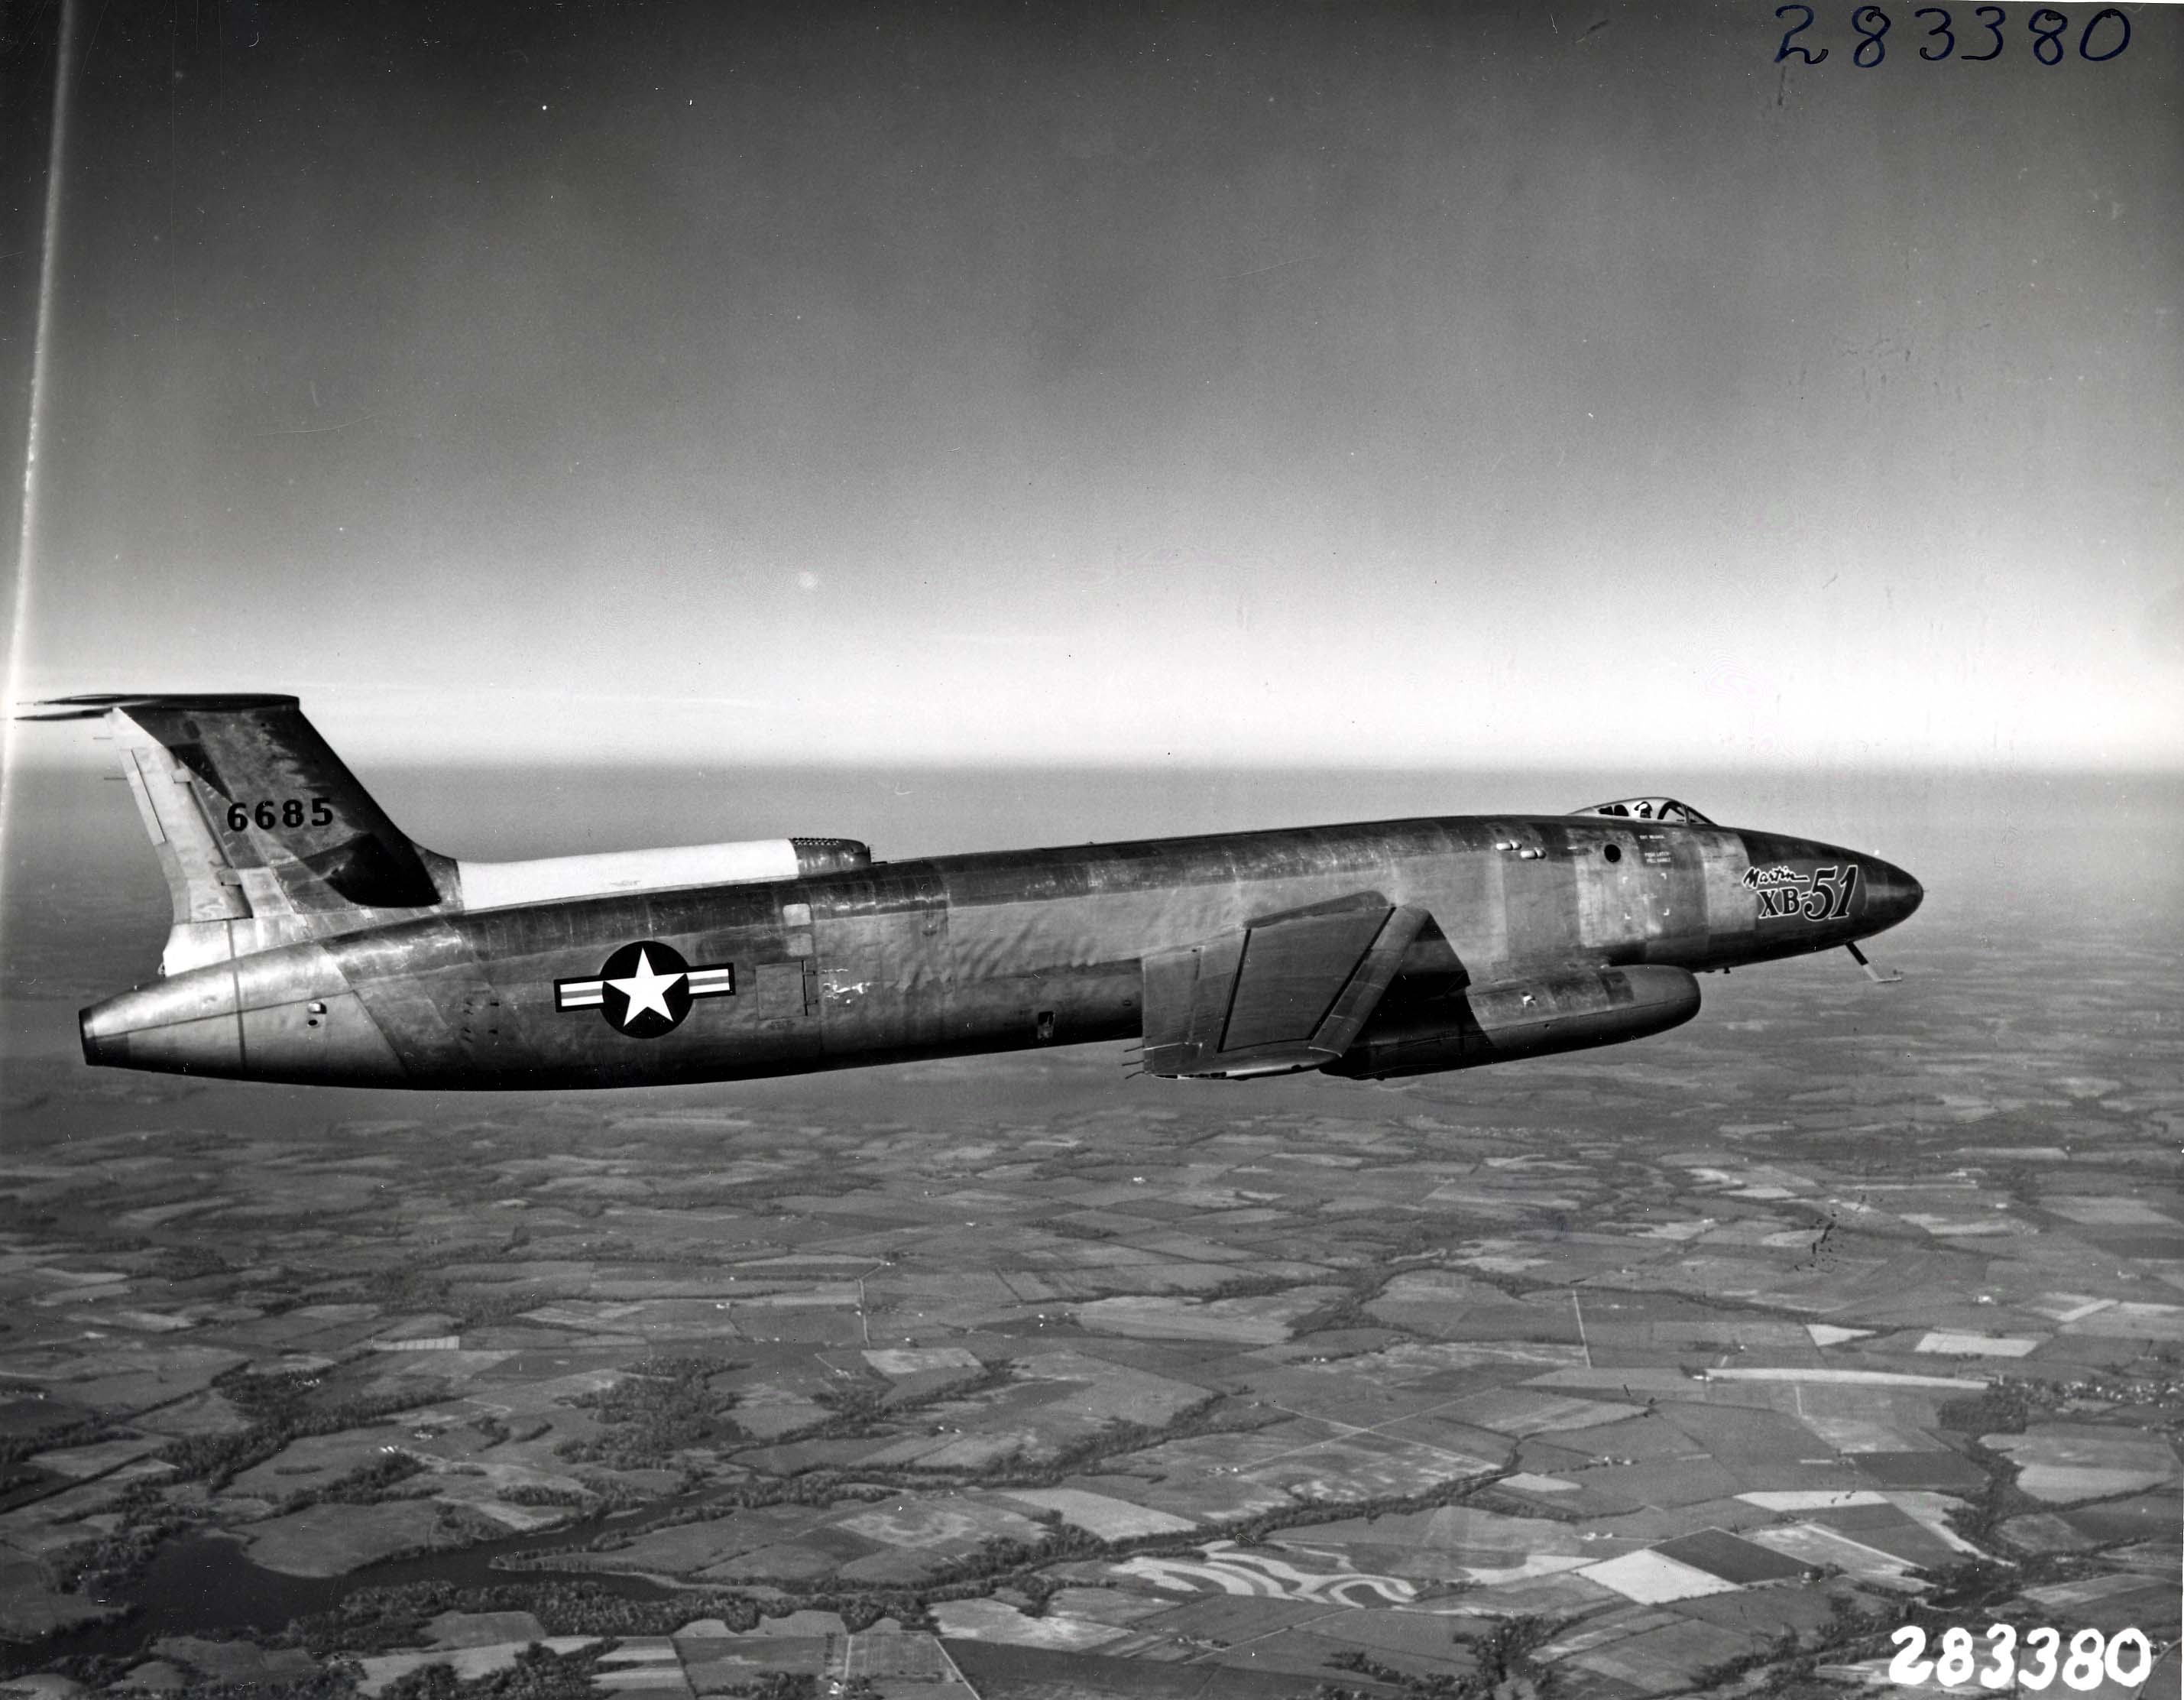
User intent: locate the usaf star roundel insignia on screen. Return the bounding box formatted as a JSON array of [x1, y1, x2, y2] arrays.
[[555, 941, 734, 1038]]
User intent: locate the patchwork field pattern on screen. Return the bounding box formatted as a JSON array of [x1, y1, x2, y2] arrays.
[[1, 783, 2179, 1695]]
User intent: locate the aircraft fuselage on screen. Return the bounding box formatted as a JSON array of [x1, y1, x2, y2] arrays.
[[79, 812, 1921, 1089]]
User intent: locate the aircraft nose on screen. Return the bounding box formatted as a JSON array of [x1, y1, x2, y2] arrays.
[[1864, 858, 1923, 932]]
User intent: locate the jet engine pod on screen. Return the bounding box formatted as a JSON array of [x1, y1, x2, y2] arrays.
[[1324, 964, 1700, 1079]]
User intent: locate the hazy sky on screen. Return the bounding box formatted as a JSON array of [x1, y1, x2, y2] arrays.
[[6, 0, 2180, 769]]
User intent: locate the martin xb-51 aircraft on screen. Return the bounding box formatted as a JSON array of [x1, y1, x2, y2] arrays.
[[28, 695, 1920, 1090]]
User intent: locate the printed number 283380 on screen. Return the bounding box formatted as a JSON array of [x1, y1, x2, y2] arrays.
[[1890, 1624, 2152, 1691]]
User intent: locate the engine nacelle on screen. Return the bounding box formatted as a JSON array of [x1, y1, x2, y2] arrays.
[[453, 835, 870, 913], [1323, 964, 1700, 1079]]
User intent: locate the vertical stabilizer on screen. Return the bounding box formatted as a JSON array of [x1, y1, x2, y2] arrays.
[[18, 694, 449, 975]]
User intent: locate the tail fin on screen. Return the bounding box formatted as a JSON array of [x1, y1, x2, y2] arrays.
[[18, 694, 449, 975]]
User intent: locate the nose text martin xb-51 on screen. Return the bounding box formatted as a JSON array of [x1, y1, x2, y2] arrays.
[[28, 695, 1920, 1090]]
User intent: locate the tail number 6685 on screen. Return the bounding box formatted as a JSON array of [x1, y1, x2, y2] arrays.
[[225, 796, 335, 831]]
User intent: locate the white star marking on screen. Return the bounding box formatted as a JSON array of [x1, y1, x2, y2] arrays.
[[607, 948, 685, 1027]]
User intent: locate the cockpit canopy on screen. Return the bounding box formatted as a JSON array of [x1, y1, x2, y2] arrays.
[[1572, 796, 1718, 827]]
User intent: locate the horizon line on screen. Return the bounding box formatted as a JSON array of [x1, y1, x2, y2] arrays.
[[8, 750, 2183, 777]]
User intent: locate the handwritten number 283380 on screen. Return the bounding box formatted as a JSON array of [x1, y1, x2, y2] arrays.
[[1774, 5, 2129, 63]]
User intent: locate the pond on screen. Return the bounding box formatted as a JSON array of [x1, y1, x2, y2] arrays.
[[0, 1504, 682, 1678]]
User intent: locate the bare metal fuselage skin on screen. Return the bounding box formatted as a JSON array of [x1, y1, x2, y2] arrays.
[[81, 813, 1921, 1090]]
